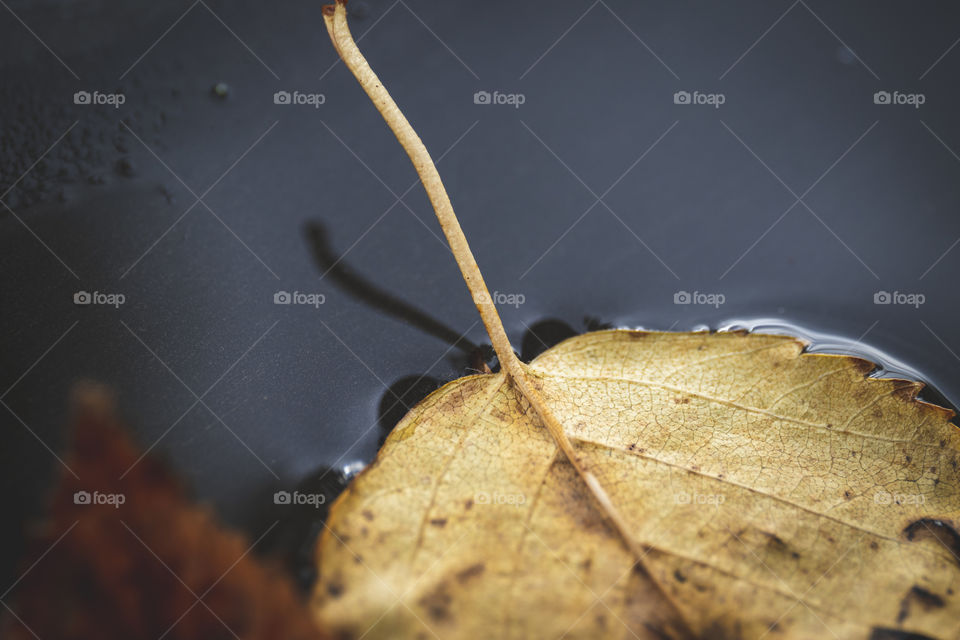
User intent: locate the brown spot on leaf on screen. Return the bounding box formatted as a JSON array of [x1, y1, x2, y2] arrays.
[[455, 563, 485, 584], [464, 499, 473, 510], [418, 583, 452, 621], [869, 628, 938, 640], [327, 581, 344, 598], [361, 509, 374, 521], [897, 585, 945, 623], [673, 569, 687, 583], [762, 531, 789, 551], [429, 518, 447, 528], [700, 619, 744, 640]]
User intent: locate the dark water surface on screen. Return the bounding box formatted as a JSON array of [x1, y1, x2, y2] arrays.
[[2, 0, 959, 587]]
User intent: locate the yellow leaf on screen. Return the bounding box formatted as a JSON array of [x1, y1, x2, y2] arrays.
[[315, 4, 960, 638], [314, 330, 960, 639]]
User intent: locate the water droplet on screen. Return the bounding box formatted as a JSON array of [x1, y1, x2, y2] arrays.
[[340, 460, 366, 481], [212, 82, 230, 98]]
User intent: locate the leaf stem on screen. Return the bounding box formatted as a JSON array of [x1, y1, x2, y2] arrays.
[[323, 2, 517, 373], [322, 8, 692, 633]]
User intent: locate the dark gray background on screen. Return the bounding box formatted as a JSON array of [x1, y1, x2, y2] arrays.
[[2, 0, 959, 589]]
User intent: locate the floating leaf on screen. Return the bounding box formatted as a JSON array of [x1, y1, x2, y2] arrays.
[[314, 3, 960, 638], [315, 330, 960, 639]]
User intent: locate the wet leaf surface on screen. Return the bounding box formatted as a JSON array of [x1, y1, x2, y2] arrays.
[[314, 330, 960, 639]]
